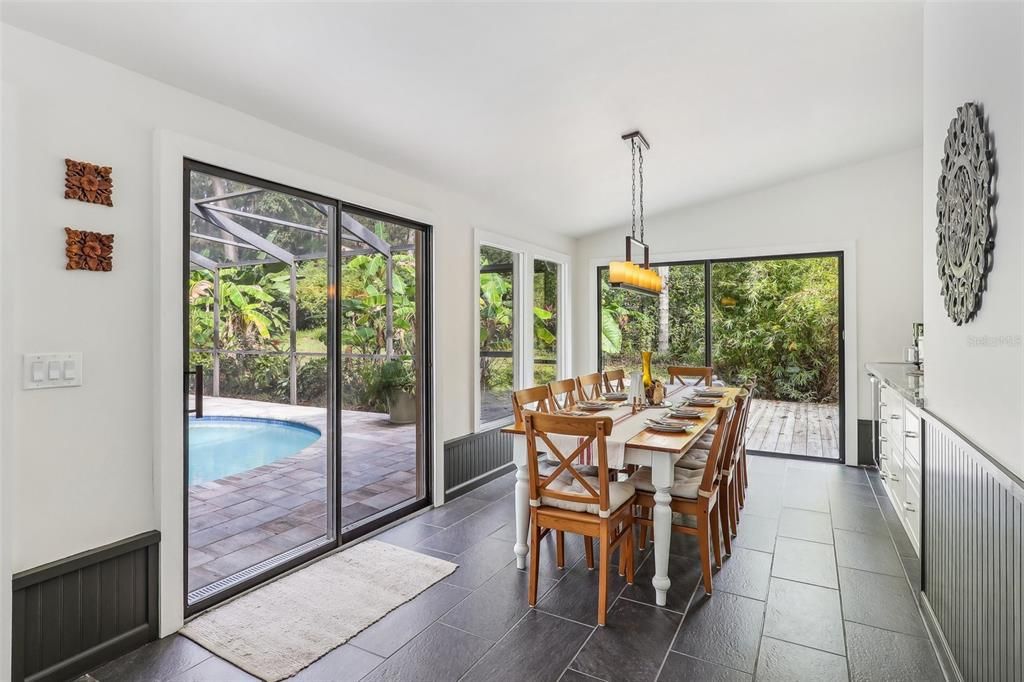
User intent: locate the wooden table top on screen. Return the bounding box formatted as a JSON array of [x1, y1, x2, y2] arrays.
[[502, 385, 740, 454]]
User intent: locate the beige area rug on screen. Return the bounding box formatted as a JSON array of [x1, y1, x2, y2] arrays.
[[181, 540, 457, 681]]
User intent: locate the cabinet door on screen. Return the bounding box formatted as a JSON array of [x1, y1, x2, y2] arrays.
[[903, 404, 922, 472], [904, 466, 922, 555]]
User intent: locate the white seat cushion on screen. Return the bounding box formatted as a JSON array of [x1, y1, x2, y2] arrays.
[[675, 450, 708, 470], [627, 467, 703, 500], [544, 454, 601, 477], [539, 476, 635, 517]]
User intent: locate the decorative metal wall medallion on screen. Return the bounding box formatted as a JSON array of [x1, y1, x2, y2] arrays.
[[935, 102, 995, 325], [65, 158, 113, 206], [65, 227, 114, 271]]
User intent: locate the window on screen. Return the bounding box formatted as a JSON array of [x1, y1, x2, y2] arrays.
[[533, 259, 560, 385], [479, 245, 518, 425]]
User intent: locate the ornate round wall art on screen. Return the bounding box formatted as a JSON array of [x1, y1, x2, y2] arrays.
[[935, 102, 995, 325]]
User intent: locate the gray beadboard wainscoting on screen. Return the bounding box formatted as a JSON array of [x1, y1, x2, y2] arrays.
[[443, 426, 513, 497], [923, 417, 1024, 682], [11, 531, 160, 682]]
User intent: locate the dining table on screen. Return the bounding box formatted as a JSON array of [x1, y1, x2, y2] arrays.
[[501, 380, 739, 607]]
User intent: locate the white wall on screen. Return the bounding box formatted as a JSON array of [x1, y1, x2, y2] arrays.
[[0, 24, 572, 643], [922, 3, 1024, 479], [573, 148, 924, 425]]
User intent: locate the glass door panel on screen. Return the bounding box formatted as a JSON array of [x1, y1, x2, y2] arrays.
[[479, 246, 517, 424], [186, 163, 334, 608], [533, 259, 559, 385], [338, 209, 427, 532], [599, 263, 706, 380], [711, 255, 841, 459]]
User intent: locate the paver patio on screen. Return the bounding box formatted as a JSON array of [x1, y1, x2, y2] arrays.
[[187, 396, 417, 596]]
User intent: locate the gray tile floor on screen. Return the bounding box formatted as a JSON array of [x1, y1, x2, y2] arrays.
[[90, 455, 944, 681]]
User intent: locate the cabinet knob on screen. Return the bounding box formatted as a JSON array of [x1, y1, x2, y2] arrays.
[[880, 402, 887, 407], [890, 414, 901, 420], [880, 436, 888, 442], [904, 431, 918, 439], [880, 454, 889, 460], [880, 472, 887, 480], [904, 502, 916, 512], [890, 475, 900, 482]]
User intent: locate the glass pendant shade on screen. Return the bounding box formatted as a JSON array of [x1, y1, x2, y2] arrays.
[[609, 261, 629, 284]]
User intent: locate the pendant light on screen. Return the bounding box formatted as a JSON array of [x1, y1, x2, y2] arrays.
[[609, 131, 661, 295]]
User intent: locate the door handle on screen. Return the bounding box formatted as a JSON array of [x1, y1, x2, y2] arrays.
[[186, 364, 203, 418]]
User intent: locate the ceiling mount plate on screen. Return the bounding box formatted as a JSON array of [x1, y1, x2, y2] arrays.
[[621, 130, 650, 150]]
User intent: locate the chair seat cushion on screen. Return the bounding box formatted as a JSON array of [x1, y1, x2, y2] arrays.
[[627, 467, 703, 500], [675, 450, 708, 470], [543, 454, 600, 477], [539, 477, 635, 517]]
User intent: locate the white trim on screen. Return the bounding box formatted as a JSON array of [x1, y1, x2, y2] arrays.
[[155, 130, 440, 636], [472, 229, 572, 433], [585, 239, 859, 467]]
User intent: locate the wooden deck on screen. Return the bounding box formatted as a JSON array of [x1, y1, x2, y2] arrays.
[[746, 399, 840, 460]]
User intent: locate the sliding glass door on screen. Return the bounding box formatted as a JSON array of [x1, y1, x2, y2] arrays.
[[599, 252, 843, 461], [185, 161, 431, 613]]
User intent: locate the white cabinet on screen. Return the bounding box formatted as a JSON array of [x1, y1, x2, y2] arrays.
[[876, 383, 921, 556]]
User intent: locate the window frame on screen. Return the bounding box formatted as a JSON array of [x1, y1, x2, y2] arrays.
[[473, 230, 570, 432]]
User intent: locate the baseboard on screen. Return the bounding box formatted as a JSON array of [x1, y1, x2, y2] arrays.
[[11, 531, 160, 682], [920, 593, 965, 682], [446, 462, 516, 500], [443, 425, 513, 494]]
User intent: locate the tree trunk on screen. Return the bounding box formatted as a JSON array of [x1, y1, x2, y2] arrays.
[[658, 266, 670, 353]]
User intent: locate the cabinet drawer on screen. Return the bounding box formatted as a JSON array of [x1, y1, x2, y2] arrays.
[[884, 396, 905, 438]]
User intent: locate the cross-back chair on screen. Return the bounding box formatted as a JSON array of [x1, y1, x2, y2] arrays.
[[603, 369, 626, 393], [630, 402, 735, 595], [512, 385, 553, 425], [576, 372, 604, 401], [548, 378, 578, 411], [667, 366, 713, 387], [524, 412, 636, 626]]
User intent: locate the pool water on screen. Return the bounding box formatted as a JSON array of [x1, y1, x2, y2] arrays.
[[188, 417, 321, 485]]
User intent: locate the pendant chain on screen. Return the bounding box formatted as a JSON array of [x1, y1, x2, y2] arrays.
[[630, 139, 637, 241], [639, 143, 645, 244]]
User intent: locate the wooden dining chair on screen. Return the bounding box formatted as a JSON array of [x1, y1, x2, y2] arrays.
[[576, 372, 604, 401], [736, 381, 757, 505], [603, 369, 626, 393], [524, 411, 636, 626], [667, 366, 713, 387], [677, 392, 749, 547], [630, 403, 734, 595], [548, 378, 578, 410], [512, 385, 553, 424]]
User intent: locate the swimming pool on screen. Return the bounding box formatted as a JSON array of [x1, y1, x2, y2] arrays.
[[188, 417, 321, 485]]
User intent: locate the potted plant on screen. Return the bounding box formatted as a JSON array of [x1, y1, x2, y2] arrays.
[[371, 360, 417, 424]]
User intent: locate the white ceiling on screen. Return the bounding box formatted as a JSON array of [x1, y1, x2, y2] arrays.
[[2, 2, 923, 236]]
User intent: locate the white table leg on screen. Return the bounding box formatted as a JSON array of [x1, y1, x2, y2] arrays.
[[512, 439, 530, 569], [651, 454, 675, 606]]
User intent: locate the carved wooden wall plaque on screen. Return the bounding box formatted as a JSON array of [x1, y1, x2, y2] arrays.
[[64, 158, 113, 206], [65, 227, 114, 271]]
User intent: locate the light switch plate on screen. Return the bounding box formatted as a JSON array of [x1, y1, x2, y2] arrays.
[[23, 352, 82, 389]]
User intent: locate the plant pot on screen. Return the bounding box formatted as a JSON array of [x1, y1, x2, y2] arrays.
[[388, 390, 417, 425]]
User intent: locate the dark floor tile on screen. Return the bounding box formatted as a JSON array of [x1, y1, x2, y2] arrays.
[[711, 547, 772, 600], [373, 519, 444, 549], [828, 481, 879, 507], [738, 489, 783, 519], [349, 582, 472, 657], [571, 598, 682, 682], [418, 495, 491, 527], [845, 621, 942, 681], [754, 637, 848, 681], [488, 522, 518, 543], [672, 591, 764, 674], [833, 528, 904, 576], [537, 552, 628, 626], [291, 644, 383, 682], [619, 535, 702, 613], [361, 623, 492, 682], [777, 508, 833, 545], [441, 563, 558, 640], [92, 635, 211, 682], [780, 484, 830, 514], [657, 652, 751, 681], [444, 536, 517, 590], [417, 511, 507, 555], [731, 513, 778, 554], [465, 474, 515, 502], [165, 654, 258, 681], [411, 545, 458, 561], [763, 578, 844, 655], [560, 669, 604, 682], [771, 537, 838, 588], [463, 610, 592, 682], [838, 567, 926, 637], [831, 503, 889, 536]]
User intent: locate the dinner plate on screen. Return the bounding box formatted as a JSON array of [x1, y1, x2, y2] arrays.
[[685, 398, 719, 406], [696, 390, 726, 397], [669, 409, 705, 418], [577, 404, 610, 411], [645, 420, 692, 433], [604, 392, 628, 400]]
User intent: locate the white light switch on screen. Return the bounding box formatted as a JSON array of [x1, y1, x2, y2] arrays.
[[23, 353, 83, 389]]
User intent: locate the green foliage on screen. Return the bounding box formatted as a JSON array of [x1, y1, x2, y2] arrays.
[[600, 258, 839, 403]]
